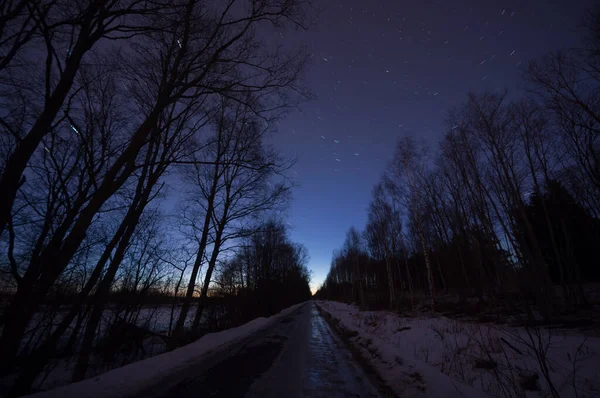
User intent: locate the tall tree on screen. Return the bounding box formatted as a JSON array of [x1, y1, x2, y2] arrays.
[[0, 0, 309, 380], [344, 227, 366, 308], [390, 137, 436, 311]]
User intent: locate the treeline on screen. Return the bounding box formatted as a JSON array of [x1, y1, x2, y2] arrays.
[[214, 220, 312, 326], [0, 1, 311, 396], [315, 9, 600, 319]]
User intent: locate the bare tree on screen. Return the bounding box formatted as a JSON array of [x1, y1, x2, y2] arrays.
[[526, 25, 600, 216], [343, 227, 366, 308], [0, 0, 173, 237], [365, 183, 397, 308], [0, 0, 310, 387], [190, 104, 291, 332], [390, 137, 436, 311]]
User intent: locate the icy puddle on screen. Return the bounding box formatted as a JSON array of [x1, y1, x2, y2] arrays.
[[302, 304, 379, 397], [247, 302, 379, 397]]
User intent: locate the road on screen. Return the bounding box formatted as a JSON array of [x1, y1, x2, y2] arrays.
[[136, 302, 380, 398]]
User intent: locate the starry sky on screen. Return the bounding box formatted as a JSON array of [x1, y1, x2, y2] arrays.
[[267, 0, 595, 293]]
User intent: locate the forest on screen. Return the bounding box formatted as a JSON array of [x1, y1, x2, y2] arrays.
[[315, 8, 600, 323], [0, 1, 312, 396]]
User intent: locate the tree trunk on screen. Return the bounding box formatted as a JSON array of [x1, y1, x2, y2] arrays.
[[174, 144, 223, 335], [435, 254, 447, 292], [63, 306, 89, 356], [0, 284, 38, 375], [192, 229, 224, 332], [416, 210, 435, 312], [384, 255, 395, 308], [72, 220, 139, 382], [400, 242, 414, 309], [169, 268, 186, 336]]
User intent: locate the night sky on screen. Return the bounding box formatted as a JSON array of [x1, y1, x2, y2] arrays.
[[267, 0, 595, 293]]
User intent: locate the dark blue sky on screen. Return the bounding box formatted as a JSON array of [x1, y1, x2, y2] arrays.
[[268, 0, 594, 292]]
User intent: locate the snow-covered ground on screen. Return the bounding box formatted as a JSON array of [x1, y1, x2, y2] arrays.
[[27, 302, 306, 398], [316, 300, 600, 398]]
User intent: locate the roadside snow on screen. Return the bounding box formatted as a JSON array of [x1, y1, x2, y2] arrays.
[[27, 302, 307, 398], [316, 300, 600, 398]]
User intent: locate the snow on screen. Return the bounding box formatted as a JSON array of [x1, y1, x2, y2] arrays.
[[28, 302, 306, 398], [315, 300, 600, 398]]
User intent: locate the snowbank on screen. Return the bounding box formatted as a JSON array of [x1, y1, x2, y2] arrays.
[[316, 300, 600, 398], [28, 302, 307, 398]]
